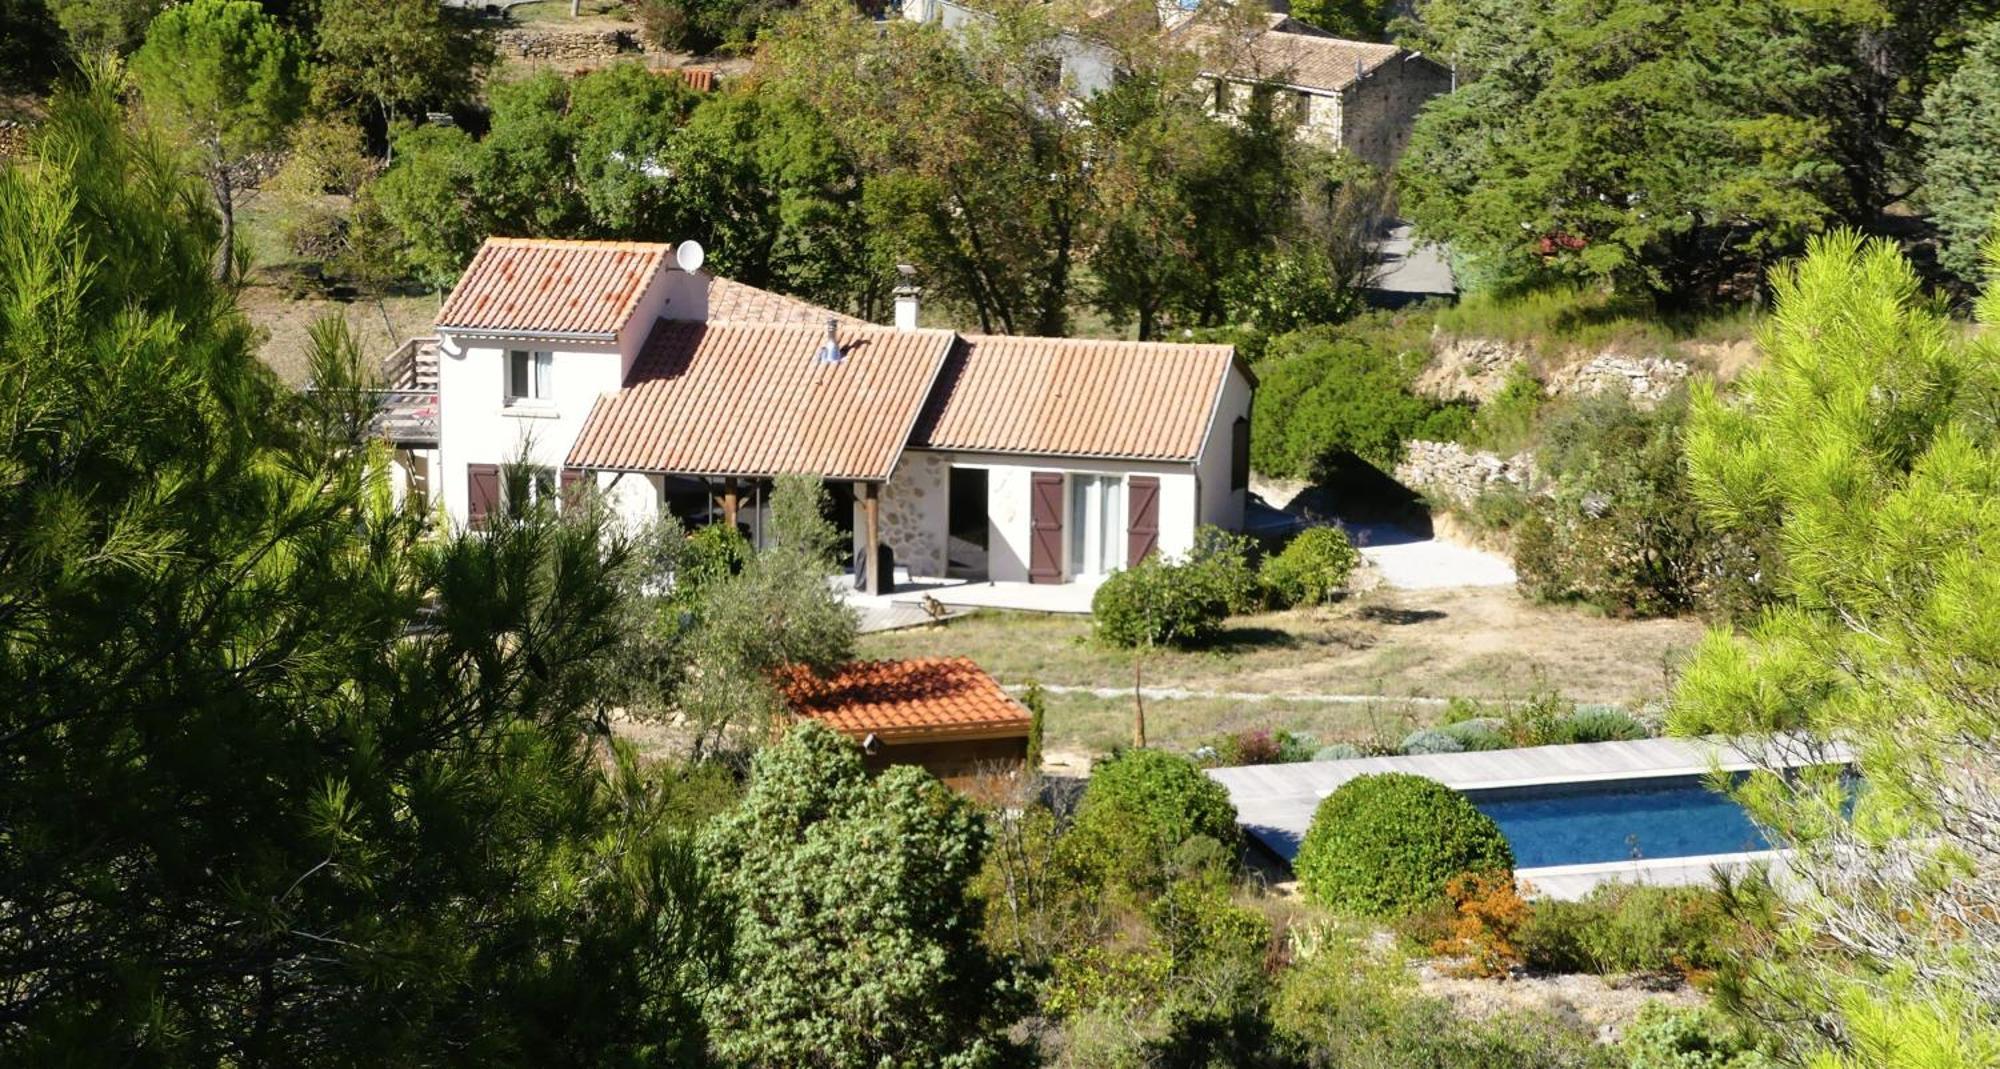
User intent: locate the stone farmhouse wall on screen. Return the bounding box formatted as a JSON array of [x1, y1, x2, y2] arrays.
[[1338, 54, 1452, 169], [1213, 55, 1450, 169], [872, 450, 950, 579]]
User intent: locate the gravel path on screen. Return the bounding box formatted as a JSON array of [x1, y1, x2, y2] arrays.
[[1349, 523, 1518, 590]]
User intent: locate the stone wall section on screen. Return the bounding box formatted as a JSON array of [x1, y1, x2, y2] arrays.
[[1394, 439, 1536, 507], [1545, 354, 1690, 403], [876, 451, 949, 577], [494, 26, 645, 60], [1339, 55, 1453, 169]]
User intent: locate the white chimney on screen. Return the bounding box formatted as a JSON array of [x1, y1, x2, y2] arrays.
[[893, 263, 920, 331]]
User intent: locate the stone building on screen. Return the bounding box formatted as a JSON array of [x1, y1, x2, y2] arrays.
[[1190, 14, 1452, 168]]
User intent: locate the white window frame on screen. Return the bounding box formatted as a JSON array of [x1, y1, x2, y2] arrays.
[[1066, 473, 1126, 579], [505, 349, 553, 405]]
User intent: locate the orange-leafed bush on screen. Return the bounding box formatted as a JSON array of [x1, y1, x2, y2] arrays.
[[1432, 872, 1533, 978]]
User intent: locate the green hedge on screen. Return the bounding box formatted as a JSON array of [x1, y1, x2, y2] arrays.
[[1071, 748, 1240, 886], [1091, 557, 1229, 648], [1261, 526, 1359, 607], [1295, 773, 1514, 916]]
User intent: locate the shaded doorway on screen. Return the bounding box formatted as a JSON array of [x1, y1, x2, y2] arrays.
[[946, 467, 989, 580]]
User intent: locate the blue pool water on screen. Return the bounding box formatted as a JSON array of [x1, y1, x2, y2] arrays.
[[1467, 775, 1772, 868]]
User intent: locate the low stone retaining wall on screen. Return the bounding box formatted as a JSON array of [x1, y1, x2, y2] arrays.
[[1546, 353, 1690, 403], [1394, 439, 1535, 506], [494, 26, 644, 60]]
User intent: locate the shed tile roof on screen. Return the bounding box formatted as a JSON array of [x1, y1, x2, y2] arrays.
[[437, 238, 673, 337], [564, 320, 956, 480], [1191, 19, 1405, 94], [779, 658, 1031, 742], [707, 277, 866, 327], [909, 335, 1237, 462]]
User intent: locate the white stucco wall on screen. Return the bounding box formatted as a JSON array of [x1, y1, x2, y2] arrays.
[[432, 266, 708, 527], [906, 450, 1202, 583], [435, 337, 624, 527], [1195, 364, 1255, 531]]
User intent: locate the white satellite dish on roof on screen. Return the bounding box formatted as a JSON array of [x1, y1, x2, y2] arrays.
[[675, 240, 705, 274]]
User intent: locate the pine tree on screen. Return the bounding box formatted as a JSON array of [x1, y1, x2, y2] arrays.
[[1672, 232, 2000, 1057], [0, 77, 722, 1064]]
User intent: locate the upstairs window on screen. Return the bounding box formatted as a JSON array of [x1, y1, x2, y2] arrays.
[[506, 349, 552, 403]]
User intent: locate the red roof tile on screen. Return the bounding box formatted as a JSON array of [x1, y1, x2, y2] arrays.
[[779, 658, 1031, 742], [564, 320, 956, 480], [706, 277, 866, 327], [437, 238, 673, 338], [910, 335, 1238, 462]]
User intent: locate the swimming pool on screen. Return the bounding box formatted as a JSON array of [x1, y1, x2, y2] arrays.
[[1467, 774, 1772, 869]]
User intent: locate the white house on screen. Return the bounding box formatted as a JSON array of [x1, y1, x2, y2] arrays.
[[394, 237, 1254, 594]]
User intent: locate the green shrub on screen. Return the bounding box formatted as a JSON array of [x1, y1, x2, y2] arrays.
[[1517, 883, 1736, 977], [1503, 686, 1575, 746], [1275, 730, 1319, 763], [1464, 363, 1545, 454], [672, 522, 750, 609], [1296, 773, 1514, 915], [1312, 743, 1364, 761], [1188, 525, 1265, 615], [1092, 556, 1230, 649], [1440, 696, 1485, 724], [1620, 1004, 1772, 1068], [1260, 526, 1360, 607], [1510, 391, 1773, 618], [1557, 706, 1649, 744], [1251, 321, 1475, 478], [1070, 749, 1239, 887], [1438, 718, 1512, 752], [1400, 729, 1466, 755]]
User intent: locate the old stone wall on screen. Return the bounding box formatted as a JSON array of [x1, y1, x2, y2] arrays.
[[1545, 353, 1691, 403], [493, 26, 643, 60], [1419, 332, 1694, 406], [1417, 332, 1534, 403], [1394, 439, 1535, 507], [876, 451, 949, 578], [1339, 54, 1452, 169]]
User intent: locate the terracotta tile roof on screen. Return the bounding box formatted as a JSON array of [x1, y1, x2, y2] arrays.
[[779, 658, 1031, 742], [910, 335, 1238, 462], [706, 277, 866, 327], [1188, 19, 1405, 94], [564, 320, 955, 480], [436, 238, 673, 338]]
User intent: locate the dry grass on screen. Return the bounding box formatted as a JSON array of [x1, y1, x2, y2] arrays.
[[859, 586, 1705, 757]]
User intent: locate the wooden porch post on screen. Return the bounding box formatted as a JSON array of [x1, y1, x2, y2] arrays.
[[722, 477, 739, 531], [861, 481, 883, 595]]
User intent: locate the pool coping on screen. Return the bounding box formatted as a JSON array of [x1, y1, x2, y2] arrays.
[[1517, 849, 1793, 901], [1207, 734, 1845, 895]]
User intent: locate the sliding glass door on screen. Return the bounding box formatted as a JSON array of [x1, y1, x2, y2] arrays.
[[1067, 474, 1125, 578]]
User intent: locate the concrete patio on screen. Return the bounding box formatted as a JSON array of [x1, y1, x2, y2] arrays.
[[841, 574, 1102, 633]]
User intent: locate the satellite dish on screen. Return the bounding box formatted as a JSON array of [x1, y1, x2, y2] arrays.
[[675, 240, 705, 274]]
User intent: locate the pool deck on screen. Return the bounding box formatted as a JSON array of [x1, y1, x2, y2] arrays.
[[1206, 735, 1841, 898]]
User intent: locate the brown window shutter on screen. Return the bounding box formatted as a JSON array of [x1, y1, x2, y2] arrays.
[[467, 463, 500, 528], [1029, 472, 1064, 584], [560, 468, 586, 510], [1127, 476, 1159, 567]]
